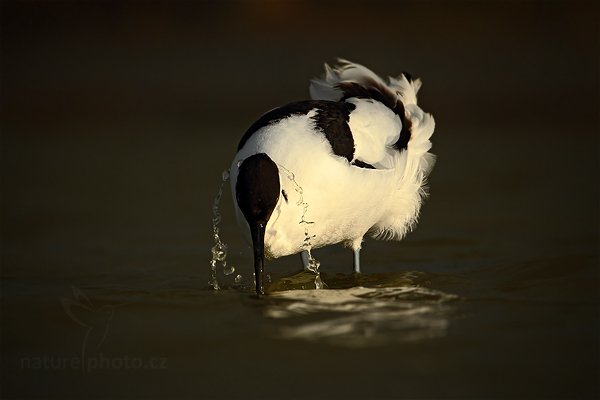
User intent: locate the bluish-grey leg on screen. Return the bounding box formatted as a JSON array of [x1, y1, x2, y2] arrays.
[[300, 250, 310, 270], [353, 248, 361, 274]]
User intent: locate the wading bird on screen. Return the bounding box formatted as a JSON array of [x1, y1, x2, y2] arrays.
[[230, 60, 435, 294]]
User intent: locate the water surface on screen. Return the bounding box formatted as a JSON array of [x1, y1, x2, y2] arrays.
[[2, 2, 599, 399]]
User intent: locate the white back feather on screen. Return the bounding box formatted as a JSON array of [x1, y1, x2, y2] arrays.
[[309, 59, 436, 241]]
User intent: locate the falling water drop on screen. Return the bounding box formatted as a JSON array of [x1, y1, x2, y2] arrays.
[[223, 262, 235, 276], [209, 168, 235, 290], [278, 163, 322, 290]]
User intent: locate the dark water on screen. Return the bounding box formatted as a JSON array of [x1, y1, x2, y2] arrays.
[[2, 2, 599, 399]]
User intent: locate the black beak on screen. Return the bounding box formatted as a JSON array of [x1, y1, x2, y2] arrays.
[[250, 222, 265, 295], [235, 153, 280, 296]]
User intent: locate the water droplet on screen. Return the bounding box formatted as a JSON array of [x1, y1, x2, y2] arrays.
[[303, 248, 322, 290], [209, 169, 235, 290], [314, 275, 324, 289], [234, 274, 242, 284], [277, 163, 323, 291], [223, 262, 235, 276]]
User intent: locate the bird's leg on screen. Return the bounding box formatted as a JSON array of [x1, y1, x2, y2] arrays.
[[350, 237, 363, 274], [353, 248, 361, 274], [300, 250, 310, 270]]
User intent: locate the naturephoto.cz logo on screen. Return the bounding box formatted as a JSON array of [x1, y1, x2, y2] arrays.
[[20, 353, 167, 372], [20, 286, 167, 373]]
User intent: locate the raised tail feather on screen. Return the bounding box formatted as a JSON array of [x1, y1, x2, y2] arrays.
[[309, 58, 434, 172], [309, 58, 421, 106]]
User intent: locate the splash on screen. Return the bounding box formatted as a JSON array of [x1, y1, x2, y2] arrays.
[[209, 169, 235, 290], [278, 164, 323, 290], [212, 162, 321, 292], [302, 242, 323, 290]]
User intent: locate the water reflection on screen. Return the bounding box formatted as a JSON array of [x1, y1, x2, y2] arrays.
[[265, 285, 459, 347]]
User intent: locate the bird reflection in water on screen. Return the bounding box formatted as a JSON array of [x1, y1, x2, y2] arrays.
[[263, 274, 458, 347]]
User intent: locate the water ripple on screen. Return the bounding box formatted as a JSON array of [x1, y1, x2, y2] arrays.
[[265, 286, 459, 347]]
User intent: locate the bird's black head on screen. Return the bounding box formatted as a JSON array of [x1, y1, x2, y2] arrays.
[[235, 153, 280, 295]]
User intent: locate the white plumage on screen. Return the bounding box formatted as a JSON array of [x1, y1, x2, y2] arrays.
[[230, 59, 435, 294]]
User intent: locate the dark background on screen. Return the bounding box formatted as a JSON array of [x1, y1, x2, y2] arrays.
[[1, 1, 599, 399], [2, 0, 598, 268], [2, 1, 598, 252]]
